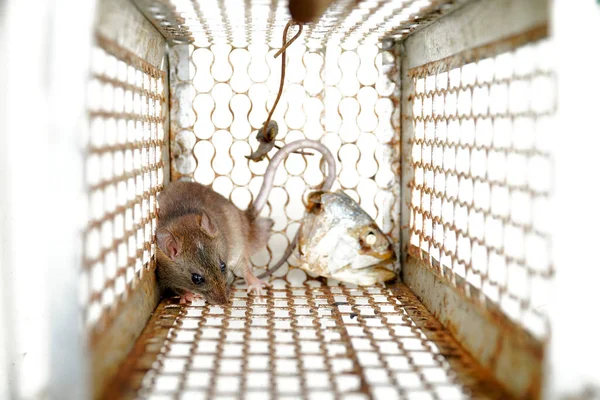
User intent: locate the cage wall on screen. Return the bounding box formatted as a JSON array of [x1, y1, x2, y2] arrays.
[[406, 32, 554, 338], [168, 39, 402, 284], [400, 0, 552, 396], [82, 0, 170, 396]]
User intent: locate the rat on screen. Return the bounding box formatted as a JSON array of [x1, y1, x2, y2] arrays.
[[155, 139, 336, 304]]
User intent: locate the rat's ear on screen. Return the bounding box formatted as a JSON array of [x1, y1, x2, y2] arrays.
[[157, 228, 179, 260], [198, 211, 217, 238]]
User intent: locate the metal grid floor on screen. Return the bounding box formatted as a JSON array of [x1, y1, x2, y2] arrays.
[[107, 282, 509, 399]]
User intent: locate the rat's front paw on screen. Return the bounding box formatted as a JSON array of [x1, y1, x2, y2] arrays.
[[179, 291, 199, 304], [247, 279, 271, 296], [243, 265, 271, 296]]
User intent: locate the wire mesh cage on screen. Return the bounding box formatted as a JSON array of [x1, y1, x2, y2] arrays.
[[3, 0, 600, 399]]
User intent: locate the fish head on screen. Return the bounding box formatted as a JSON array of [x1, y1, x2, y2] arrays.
[[299, 190, 397, 285], [351, 224, 396, 262]]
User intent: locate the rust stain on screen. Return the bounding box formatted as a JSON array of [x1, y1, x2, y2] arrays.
[[526, 365, 542, 400], [408, 24, 549, 77], [403, 255, 543, 399], [489, 330, 504, 371], [93, 272, 161, 400]]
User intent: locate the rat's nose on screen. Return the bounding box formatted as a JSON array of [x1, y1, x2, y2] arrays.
[[210, 291, 230, 305], [220, 291, 230, 304]]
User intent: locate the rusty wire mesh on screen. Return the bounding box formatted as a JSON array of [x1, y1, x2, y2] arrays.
[[107, 282, 508, 399], [169, 37, 401, 284], [82, 34, 167, 334], [405, 26, 555, 338], [132, 0, 471, 48]]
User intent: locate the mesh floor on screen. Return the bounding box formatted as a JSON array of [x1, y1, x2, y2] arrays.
[[107, 282, 508, 399]]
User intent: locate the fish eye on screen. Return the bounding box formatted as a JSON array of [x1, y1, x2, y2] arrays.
[[191, 273, 205, 285], [220, 260, 227, 274], [365, 231, 377, 245]]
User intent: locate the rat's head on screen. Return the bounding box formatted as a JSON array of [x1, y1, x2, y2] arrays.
[[157, 212, 233, 304]]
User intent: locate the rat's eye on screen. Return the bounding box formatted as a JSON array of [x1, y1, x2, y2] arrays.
[[191, 273, 204, 285], [220, 260, 227, 274]]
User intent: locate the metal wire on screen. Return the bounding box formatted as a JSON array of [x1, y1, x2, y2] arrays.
[[405, 26, 555, 338], [106, 282, 509, 399], [83, 34, 167, 335]]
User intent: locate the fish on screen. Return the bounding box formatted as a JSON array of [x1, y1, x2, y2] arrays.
[[297, 190, 397, 285]]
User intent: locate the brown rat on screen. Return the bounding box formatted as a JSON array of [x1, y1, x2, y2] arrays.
[[156, 139, 336, 304]]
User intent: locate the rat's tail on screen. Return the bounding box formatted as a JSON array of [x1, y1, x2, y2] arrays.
[[249, 139, 336, 218], [257, 233, 299, 280], [250, 139, 336, 279]]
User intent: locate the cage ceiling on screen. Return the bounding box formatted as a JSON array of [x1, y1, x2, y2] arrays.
[[133, 0, 471, 47]]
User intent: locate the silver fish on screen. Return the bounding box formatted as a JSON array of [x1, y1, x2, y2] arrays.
[[297, 190, 397, 285]]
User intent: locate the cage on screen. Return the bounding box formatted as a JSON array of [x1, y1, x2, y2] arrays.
[[1, 0, 599, 399]]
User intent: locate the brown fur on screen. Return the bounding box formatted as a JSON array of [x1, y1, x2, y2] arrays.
[[155, 181, 272, 304]]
